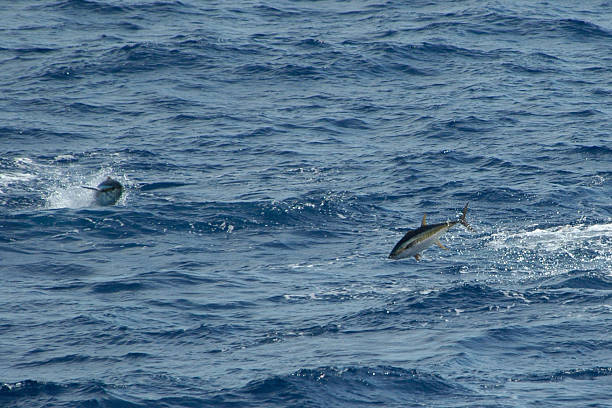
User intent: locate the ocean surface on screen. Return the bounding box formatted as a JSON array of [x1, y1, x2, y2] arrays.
[[1, 1, 611, 407]]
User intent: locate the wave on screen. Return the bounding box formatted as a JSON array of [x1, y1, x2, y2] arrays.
[[341, 283, 531, 331], [572, 144, 612, 157], [270, 283, 535, 340], [367, 41, 494, 61], [138, 181, 194, 192], [91, 280, 146, 294], [99, 42, 203, 74], [514, 367, 612, 383], [539, 270, 612, 290], [319, 117, 370, 130], [1, 192, 370, 261], [0, 380, 66, 402], [553, 18, 611, 39], [49, 0, 128, 14], [475, 13, 611, 39], [237, 366, 470, 407], [0, 379, 137, 408], [1, 366, 470, 407], [14, 354, 109, 369], [38, 33, 247, 81], [0, 126, 85, 143], [43, 0, 194, 15], [233, 62, 323, 79]]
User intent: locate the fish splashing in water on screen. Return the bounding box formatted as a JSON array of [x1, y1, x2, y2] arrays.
[[81, 177, 123, 206]]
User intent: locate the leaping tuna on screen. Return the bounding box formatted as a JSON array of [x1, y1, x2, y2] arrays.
[[81, 177, 123, 206], [389, 203, 473, 261]]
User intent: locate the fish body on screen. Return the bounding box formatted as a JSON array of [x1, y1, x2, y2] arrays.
[[82, 177, 123, 206], [389, 203, 472, 261]]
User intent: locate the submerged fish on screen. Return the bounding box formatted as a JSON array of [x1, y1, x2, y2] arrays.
[[389, 203, 473, 261], [82, 177, 123, 206]]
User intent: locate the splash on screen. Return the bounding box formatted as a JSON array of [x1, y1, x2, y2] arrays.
[[486, 222, 612, 276], [3, 156, 128, 209], [45, 182, 98, 209], [45, 172, 129, 209]]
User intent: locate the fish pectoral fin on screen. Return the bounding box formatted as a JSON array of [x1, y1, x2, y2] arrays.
[[414, 254, 422, 261], [421, 213, 427, 226], [436, 240, 449, 250], [81, 186, 100, 191]]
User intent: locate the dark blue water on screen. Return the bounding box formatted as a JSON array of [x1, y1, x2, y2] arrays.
[[1, 1, 611, 407]]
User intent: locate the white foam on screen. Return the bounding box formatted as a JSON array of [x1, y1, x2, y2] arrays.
[[486, 222, 612, 275], [488, 223, 612, 252], [14, 157, 34, 167], [0, 172, 36, 186], [45, 185, 94, 209], [54, 154, 76, 161]]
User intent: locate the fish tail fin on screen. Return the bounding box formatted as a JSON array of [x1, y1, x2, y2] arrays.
[[460, 202, 474, 231]]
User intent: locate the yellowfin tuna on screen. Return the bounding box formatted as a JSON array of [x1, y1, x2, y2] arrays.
[[389, 203, 473, 261]]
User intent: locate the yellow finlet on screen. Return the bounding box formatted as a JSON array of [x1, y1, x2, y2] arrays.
[[414, 254, 422, 261], [421, 213, 427, 226], [436, 240, 449, 250]]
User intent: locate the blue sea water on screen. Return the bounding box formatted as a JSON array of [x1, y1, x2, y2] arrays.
[[1, 0, 611, 406]]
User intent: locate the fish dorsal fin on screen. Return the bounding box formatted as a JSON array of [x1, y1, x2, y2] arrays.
[[421, 213, 427, 226]]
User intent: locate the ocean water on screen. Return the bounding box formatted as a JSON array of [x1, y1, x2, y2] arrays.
[[1, 0, 611, 406]]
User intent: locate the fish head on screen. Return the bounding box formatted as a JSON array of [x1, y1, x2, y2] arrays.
[[388, 227, 422, 259], [97, 177, 123, 191], [94, 177, 123, 206]]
